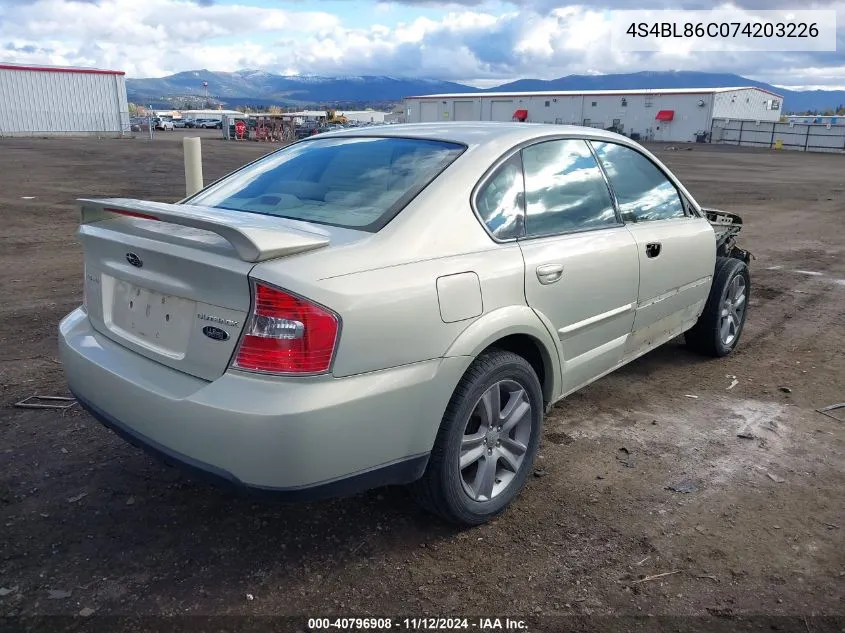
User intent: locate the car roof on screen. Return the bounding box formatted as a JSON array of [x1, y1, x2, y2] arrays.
[[313, 121, 632, 148]]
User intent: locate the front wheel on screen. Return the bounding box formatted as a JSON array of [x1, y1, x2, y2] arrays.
[[410, 349, 543, 525], [685, 256, 750, 357]]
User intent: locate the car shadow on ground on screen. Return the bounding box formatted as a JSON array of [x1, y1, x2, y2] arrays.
[[40, 438, 463, 566], [1, 333, 758, 614], [53, 337, 712, 559], [611, 338, 721, 378]]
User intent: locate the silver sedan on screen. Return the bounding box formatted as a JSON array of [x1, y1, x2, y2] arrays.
[[59, 123, 750, 525]]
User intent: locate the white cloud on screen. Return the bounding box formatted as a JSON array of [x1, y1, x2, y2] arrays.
[[0, 0, 340, 76], [0, 0, 843, 87]]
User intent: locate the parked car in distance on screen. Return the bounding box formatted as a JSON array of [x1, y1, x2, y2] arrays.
[[60, 123, 751, 526], [172, 119, 187, 128], [153, 117, 174, 131], [294, 125, 319, 139], [196, 118, 222, 129]]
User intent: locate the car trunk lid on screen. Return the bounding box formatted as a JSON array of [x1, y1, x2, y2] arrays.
[[78, 198, 333, 381]]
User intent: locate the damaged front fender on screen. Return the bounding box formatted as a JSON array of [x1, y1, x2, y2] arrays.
[[703, 207, 752, 264]]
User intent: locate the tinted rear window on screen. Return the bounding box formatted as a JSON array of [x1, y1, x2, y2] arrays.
[[187, 136, 465, 232]]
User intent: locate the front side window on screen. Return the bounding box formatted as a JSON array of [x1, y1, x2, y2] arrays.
[[591, 141, 685, 223], [475, 154, 524, 240], [187, 137, 464, 232], [521, 139, 618, 237]]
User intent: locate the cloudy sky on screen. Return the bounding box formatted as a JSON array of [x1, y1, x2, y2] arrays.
[[0, 0, 843, 88]]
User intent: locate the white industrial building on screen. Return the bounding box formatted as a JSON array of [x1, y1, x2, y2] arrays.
[[178, 109, 245, 122], [404, 87, 784, 142], [339, 110, 391, 124], [270, 109, 391, 124], [0, 63, 130, 136]]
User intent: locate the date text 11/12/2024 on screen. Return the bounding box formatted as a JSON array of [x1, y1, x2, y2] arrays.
[[307, 617, 529, 630]]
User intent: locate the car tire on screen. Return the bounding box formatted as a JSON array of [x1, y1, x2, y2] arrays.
[[409, 349, 543, 526], [685, 256, 750, 357]]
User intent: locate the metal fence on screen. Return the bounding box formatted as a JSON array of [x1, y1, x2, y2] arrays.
[[710, 118, 845, 153]]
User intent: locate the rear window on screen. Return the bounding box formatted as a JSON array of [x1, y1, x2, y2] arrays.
[[187, 136, 465, 232]]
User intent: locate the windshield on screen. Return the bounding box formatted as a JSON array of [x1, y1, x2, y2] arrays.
[[187, 136, 465, 232]]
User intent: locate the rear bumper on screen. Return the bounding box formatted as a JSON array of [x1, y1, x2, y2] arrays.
[[72, 392, 428, 501], [59, 308, 471, 496]]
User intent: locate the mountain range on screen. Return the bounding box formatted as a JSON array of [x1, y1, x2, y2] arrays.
[[126, 70, 845, 113]]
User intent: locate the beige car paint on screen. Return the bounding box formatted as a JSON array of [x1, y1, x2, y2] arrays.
[[61, 122, 722, 492], [436, 272, 483, 323], [519, 226, 641, 395], [623, 217, 716, 359]]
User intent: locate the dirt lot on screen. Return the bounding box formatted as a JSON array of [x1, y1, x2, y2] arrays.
[[0, 133, 843, 630]]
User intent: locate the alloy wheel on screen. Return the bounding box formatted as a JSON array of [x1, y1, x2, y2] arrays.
[[719, 275, 747, 346], [459, 380, 532, 502]]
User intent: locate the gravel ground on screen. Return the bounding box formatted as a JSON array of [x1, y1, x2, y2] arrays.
[[0, 134, 843, 631]]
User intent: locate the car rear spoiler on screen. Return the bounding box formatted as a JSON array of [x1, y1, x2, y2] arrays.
[[77, 198, 330, 263]]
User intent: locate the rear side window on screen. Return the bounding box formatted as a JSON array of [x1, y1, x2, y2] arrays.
[[475, 154, 525, 240], [521, 139, 618, 237], [187, 137, 465, 232], [591, 141, 685, 222]]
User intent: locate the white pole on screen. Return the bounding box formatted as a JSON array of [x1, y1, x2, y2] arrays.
[[183, 137, 204, 197]]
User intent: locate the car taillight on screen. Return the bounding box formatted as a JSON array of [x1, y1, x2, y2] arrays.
[[233, 282, 339, 374]]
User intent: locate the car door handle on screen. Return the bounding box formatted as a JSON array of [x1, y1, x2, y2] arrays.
[[645, 242, 662, 258], [536, 264, 564, 284]]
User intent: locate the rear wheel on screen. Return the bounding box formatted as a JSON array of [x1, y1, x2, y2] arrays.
[[685, 256, 750, 357], [410, 349, 543, 525]]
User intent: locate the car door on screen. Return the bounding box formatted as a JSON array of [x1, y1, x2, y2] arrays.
[[506, 138, 640, 396], [590, 141, 716, 361]]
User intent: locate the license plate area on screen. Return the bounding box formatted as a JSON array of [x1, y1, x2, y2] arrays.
[[106, 278, 194, 358]]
